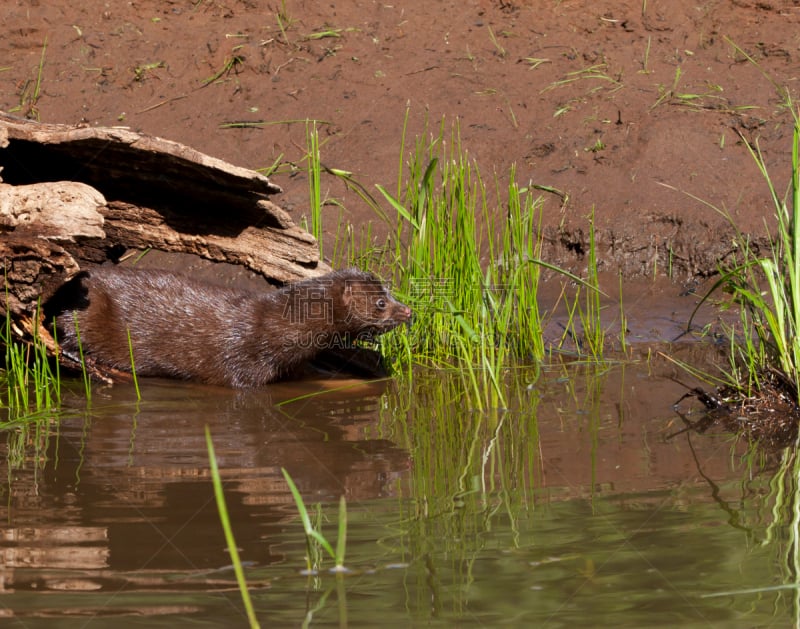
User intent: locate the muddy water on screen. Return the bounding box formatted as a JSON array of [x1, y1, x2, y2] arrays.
[[2, 283, 799, 627]]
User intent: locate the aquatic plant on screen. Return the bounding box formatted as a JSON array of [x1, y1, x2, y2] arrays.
[[286, 112, 614, 414], [371, 117, 604, 403], [691, 110, 800, 405], [1, 301, 63, 484], [1, 303, 61, 424], [293, 112, 610, 397], [205, 426, 261, 628], [281, 467, 348, 574]]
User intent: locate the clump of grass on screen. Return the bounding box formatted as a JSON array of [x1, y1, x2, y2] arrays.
[[287, 112, 609, 408], [691, 110, 800, 405], [1, 305, 61, 421], [1, 303, 62, 478], [370, 117, 600, 405]]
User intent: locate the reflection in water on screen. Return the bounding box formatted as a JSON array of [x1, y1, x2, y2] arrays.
[[1, 377, 409, 622], [0, 354, 798, 626]]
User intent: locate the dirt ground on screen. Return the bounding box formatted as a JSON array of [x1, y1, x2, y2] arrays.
[[2, 0, 799, 278]]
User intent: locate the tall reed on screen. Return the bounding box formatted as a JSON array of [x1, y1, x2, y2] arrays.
[[205, 427, 260, 628], [694, 111, 800, 402], [372, 119, 596, 406]]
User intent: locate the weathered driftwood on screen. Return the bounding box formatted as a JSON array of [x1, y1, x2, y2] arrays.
[[0, 180, 106, 240], [0, 110, 327, 365], [1, 233, 80, 354]]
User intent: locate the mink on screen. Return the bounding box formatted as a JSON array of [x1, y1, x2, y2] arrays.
[[50, 266, 412, 387]]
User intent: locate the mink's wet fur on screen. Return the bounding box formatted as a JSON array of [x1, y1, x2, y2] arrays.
[[48, 266, 412, 387]]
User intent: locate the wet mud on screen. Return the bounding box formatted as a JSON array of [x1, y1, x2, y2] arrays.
[[2, 1, 799, 276]]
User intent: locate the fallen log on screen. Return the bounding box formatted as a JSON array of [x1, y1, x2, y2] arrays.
[[0, 111, 327, 367]]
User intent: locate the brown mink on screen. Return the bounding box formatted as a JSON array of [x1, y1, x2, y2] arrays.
[[50, 266, 412, 387]]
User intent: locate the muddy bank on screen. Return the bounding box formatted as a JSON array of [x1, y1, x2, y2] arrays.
[[1, 1, 799, 277]]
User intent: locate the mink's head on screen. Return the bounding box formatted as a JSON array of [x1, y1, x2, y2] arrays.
[[335, 269, 412, 337]]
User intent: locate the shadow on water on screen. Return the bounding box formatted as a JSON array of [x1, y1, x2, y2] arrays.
[[2, 344, 800, 627]]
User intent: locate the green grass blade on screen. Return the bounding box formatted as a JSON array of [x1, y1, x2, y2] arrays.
[[281, 468, 337, 560], [334, 494, 347, 569], [375, 184, 419, 229], [205, 426, 260, 629]]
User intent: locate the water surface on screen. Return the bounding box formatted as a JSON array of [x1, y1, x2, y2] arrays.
[[2, 339, 797, 627]]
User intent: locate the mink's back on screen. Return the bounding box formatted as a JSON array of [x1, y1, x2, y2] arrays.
[[50, 265, 412, 387], [53, 267, 282, 386]]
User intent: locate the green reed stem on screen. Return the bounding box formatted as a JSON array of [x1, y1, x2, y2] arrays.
[[281, 468, 347, 571], [306, 120, 323, 255], [205, 426, 260, 629], [70, 314, 92, 405], [126, 328, 141, 401]]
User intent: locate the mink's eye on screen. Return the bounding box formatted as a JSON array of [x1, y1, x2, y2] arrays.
[[376, 298, 387, 309]]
